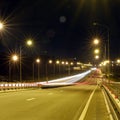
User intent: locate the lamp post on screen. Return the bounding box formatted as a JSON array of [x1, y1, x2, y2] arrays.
[[19, 39, 33, 82], [93, 22, 110, 78], [9, 54, 19, 81], [56, 60, 60, 76], [45, 60, 53, 83], [36, 58, 40, 81], [19, 46, 22, 82]]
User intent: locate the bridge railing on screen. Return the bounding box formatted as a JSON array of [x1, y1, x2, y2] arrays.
[[0, 83, 38, 91], [103, 84, 120, 115]]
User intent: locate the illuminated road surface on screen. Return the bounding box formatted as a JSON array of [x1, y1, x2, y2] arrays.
[[0, 80, 111, 120]]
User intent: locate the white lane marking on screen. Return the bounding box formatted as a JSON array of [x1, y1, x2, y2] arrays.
[[26, 98, 36, 101], [48, 92, 53, 95], [102, 90, 114, 120], [78, 86, 97, 120]]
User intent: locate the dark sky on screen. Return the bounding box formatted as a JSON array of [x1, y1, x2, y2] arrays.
[[0, 0, 120, 62]]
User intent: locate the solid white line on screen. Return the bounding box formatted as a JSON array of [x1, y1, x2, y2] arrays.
[[26, 98, 36, 101], [78, 86, 97, 120]]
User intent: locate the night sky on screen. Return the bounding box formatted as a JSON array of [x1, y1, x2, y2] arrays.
[[0, 0, 120, 62]]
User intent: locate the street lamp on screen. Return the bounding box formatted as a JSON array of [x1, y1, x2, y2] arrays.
[[56, 60, 60, 76], [0, 21, 4, 30], [45, 60, 53, 83], [117, 59, 120, 63], [49, 60, 53, 64], [19, 39, 33, 82], [93, 22, 110, 77], [9, 54, 19, 81], [33, 58, 40, 81], [95, 55, 99, 59], [94, 49, 100, 54], [36, 58, 40, 81], [26, 39, 33, 46], [93, 38, 99, 45]]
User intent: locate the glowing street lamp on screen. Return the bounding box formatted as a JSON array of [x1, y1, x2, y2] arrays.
[[56, 60, 61, 76], [65, 61, 68, 65], [9, 54, 19, 81], [20, 39, 33, 82], [56, 60, 60, 64], [95, 55, 99, 59], [26, 39, 33, 46], [36, 58, 40, 63], [93, 38, 99, 45], [33, 58, 40, 81], [12, 54, 19, 61], [94, 49, 100, 54], [49, 60, 53, 64], [61, 61, 65, 65], [0, 22, 4, 30], [117, 59, 120, 63], [36, 58, 40, 81]]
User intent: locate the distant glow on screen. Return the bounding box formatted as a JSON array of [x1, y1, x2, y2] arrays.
[[56, 60, 60, 64], [66, 61, 68, 65], [101, 60, 109, 66], [0, 84, 3, 87], [77, 62, 81, 65], [117, 59, 120, 63], [106, 60, 110, 63], [70, 62, 74, 65], [36, 58, 40, 63], [5, 84, 8, 87], [61, 61, 65, 64], [49, 60, 52, 64], [95, 55, 99, 59]]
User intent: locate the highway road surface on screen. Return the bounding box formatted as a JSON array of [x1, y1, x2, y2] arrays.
[[0, 77, 112, 120]]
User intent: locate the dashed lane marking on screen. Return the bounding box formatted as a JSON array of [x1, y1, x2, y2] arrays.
[[26, 98, 36, 101]]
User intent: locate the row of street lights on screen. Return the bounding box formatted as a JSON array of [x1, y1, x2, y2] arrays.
[[92, 22, 110, 79], [9, 52, 85, 82], [93, 38, 100, 60]]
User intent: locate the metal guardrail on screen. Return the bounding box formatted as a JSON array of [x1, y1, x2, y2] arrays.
[[103, 84, 120, 119]]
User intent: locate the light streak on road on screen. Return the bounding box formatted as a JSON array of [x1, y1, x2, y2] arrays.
[[38, 70, 92, 87]]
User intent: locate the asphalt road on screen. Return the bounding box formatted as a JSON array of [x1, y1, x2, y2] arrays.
[[0, 80, 111, 120]]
